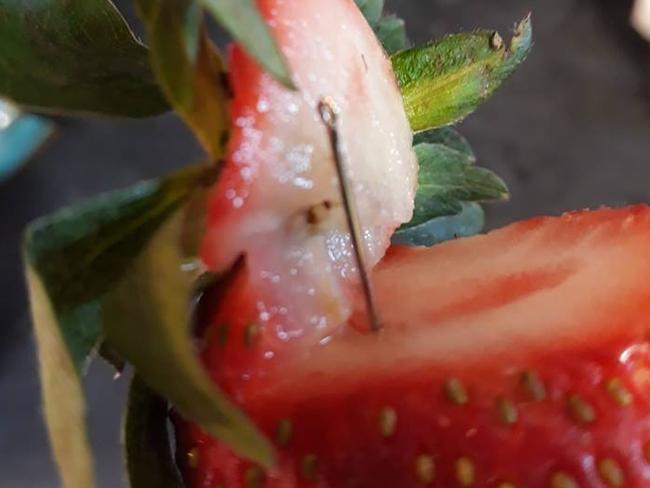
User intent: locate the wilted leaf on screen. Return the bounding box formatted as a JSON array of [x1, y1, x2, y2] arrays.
[[137, 1, 230, 158], [24, 165, 209, 488], [404, 143, 508, 229], [124, 376, 183, 488], [104, 214, 275, 468], [25, 266, 96, 488], [392, 203, 484, 247], [201, 0, 294, 89], [393, 15, 532, 131], [0, 0, 167, 117]]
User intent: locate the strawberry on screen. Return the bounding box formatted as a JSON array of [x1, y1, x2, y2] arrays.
[[177, 205, 650, 487], [201, 0, 417, 342]]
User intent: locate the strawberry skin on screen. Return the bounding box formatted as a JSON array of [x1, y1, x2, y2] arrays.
[[176, 206, 650, 487]]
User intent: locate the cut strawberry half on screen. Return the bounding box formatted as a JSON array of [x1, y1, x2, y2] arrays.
[[202, 0, 417, 342], [178, 206, 650, 487]]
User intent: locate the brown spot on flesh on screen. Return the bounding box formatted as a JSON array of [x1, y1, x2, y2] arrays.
[[244, 323, 258, 348]]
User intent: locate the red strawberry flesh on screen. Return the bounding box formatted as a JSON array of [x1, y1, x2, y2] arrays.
[[178, 205, 650, 487]]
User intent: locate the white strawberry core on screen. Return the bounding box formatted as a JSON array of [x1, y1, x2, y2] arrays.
[[206, 0, 417, 342]]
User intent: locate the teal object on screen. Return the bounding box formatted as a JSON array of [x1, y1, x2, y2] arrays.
[[0, 112, 53, 181], [392, 203, 485, 247]]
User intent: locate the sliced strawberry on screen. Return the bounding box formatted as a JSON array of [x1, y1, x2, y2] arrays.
[[178, 206, 650, 487], [202, 0, 417, 342]]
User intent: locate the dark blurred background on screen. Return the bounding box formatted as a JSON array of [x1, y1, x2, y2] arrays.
[[1, 0, 648, 486]]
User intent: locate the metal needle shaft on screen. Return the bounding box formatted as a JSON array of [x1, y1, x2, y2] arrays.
[[318, 97, 382, 333]]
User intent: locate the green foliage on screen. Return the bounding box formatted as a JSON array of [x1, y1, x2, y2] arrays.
[[136, 1, 231, 158], [355, 0, 408, 53], [135, 0, 202, 110], [413, 127, 475, 161], [393, 15, 532, 131], [24, 166, 209, 488], [0, 0, 167, 117], [25, 165, 207, 371], [375, 15, 408, 54], [356, 0, 385, 25], [392, 203, 485, 247], [406, 142, 507, 229], [394, 133, 508, 246], [104, 215, 274, 468], [201, 0, 294, 88]]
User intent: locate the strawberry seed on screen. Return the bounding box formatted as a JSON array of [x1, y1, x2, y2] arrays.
[[378, 407, 397, 437], [496, 396, 518, 425], [597, 458, 624, 487], [567, 394, 596, 424], [444, 378, 468, 405], [414, 454, 435, 484], [605, 378, 633, 407], [521, 369, 546, 401], [301, 454, 318, 480], [550, 471, 578, 488], [276, 419, 293, 447], [456, 457, 475, 487]]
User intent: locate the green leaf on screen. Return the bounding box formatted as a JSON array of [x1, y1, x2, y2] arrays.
[[375, 14, 408, 54], [355, 0, 385, 26], [392, 15, 532, 132], [104, 213, 275, 468], [392, 202, 484, 247], [201, 0, 294, 89], [25, 165, 208, 370], [354, 0, 407, 54], [0, 0, 168, 117], [413, 127, 475, 163], [24, 166, 208, 488], [404, 143, 508, 229], [135, 0, 201, 109], [125, 376, 183, 488], [137, 1, 231, 159]]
